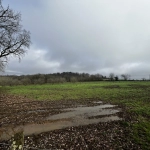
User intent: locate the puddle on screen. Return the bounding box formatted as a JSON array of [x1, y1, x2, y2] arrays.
[[27, 109, 47, 114], [0, 103, 121, 141], [93, 101, 103, 104], [47, 104, 120, 120]]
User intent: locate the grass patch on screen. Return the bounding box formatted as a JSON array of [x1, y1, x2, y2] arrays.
[[132, 118, 150, 149], [5, 82, 150, 115], [3, 81, 150, 148]]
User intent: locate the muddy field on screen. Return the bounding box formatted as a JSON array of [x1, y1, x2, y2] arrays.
[[0, 94, 141, 150]]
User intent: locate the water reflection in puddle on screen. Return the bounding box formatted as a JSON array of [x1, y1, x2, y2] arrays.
[[93, 101, 103, 104], [27, 109, 47, 114], [47, 104, 120, 120], [0, 103, 121, 140]]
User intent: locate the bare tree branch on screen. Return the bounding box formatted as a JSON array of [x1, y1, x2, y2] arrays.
[[121, 74, 130, 80], [0, 0, 31, 71]]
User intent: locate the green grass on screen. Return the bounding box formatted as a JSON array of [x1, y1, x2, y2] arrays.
[[3, 81, 150, 148], [6, 81, 150, 115]]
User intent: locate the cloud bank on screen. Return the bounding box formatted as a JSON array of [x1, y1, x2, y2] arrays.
[[2, 0, 150, 79]]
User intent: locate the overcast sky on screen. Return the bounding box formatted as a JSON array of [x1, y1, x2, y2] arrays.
[[1, 0, 150, 79]]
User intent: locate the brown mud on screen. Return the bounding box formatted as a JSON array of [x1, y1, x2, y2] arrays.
[[0, 94, 141, 149]]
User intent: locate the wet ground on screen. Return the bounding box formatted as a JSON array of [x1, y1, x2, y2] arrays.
[[0, 94, 141, 149]]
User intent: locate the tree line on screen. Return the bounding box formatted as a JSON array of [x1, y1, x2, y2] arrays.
[[0, 72, 105, 86], [0, 72, 134, 86]]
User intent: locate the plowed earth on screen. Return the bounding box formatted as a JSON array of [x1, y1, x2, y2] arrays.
[[0, 94, 141, 150]]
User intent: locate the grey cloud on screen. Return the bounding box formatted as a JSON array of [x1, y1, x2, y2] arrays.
[[2, 0, 150, 79]]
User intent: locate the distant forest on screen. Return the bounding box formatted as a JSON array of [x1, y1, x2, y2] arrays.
[[0, 72, 109, 86], [0, 72, 143, 86]]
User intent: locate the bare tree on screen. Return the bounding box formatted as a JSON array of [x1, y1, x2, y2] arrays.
[[121, 74, 130, 80], [114, 75, 119, 81], [109, 73, 115, 81], [0, 1, 31, 71]]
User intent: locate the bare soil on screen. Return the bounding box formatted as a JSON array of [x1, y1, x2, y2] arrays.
[[0, 94, 141, 150]]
